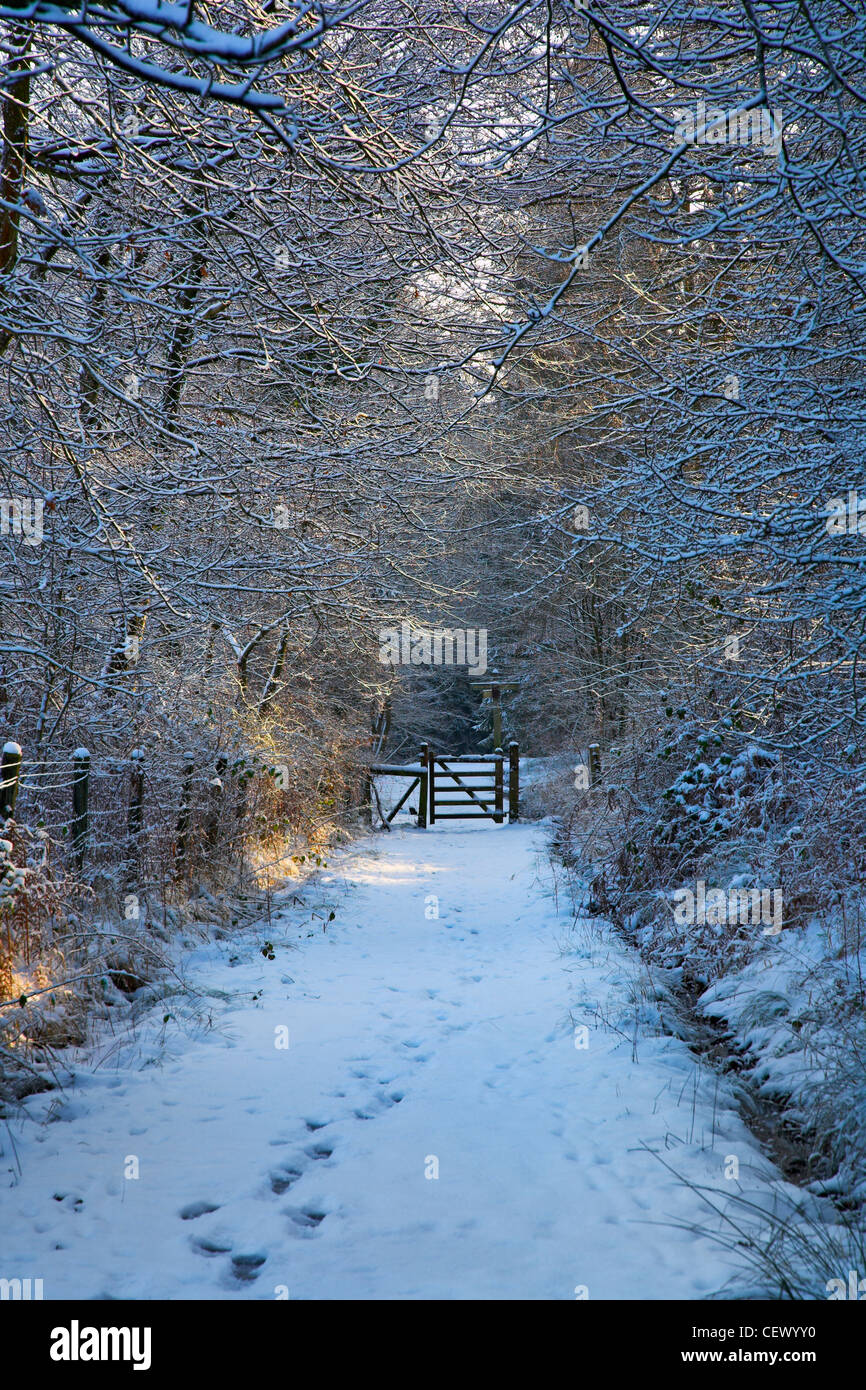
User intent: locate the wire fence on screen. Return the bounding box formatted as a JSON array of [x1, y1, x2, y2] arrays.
[[0, 738, 296, 910]]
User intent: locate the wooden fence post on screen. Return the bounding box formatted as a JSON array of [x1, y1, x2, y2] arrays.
[[175, 749, 195, 874], [427, 744, 436, 825], [206, 755, 226, 848], [126, 748, 144, 884], [508, 740, 519, 822], [0, 740, 22, 820], [417, 743, 429, 829], [494, 746, 504, 824], [588, 743, 602, 788], [72, 747, 90, 871]]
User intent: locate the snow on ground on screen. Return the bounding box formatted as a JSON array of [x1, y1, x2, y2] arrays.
[[1, 792, 795, 1299]]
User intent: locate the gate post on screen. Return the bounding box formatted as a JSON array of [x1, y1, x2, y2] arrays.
[[418, 744, 429, 829], [494, 747, 504, 824], [508, 741, 519, 822], [427, 744, 436, 825]]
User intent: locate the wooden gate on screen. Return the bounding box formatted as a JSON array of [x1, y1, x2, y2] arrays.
[[368, 743, 519, 827], [428, 749, 500, 823]]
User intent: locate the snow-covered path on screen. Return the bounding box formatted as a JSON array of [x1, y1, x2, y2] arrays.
[[3, 819, 783, 1300]]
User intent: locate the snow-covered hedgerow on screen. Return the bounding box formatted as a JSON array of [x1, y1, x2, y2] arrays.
[[550, 713, 866, 1212], [0, 821, 93, 1096], [648, 738, 782, 863], [0, 823, 71, 1002]]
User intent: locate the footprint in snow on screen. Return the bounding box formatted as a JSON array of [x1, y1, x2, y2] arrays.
[[53, 1193, 84, 1211], [286, 1207, 326, 1231], [191, 1233, 233, 1256], [269, 1164, 303, 1195], [231, 1252, 267, 1281], [179, 1200, 220, 1221], [376, 1089, 404, 1108], [305, 1143, 333, 1161]]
